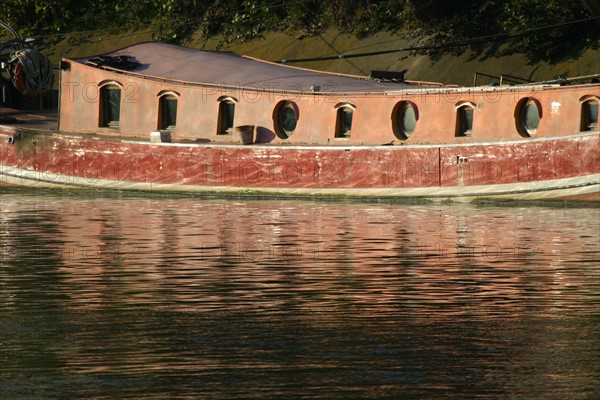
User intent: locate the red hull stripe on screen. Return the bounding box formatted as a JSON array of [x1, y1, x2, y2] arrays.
[[1, 129, 598, 201]]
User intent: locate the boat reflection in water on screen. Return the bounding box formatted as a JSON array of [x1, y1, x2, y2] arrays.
[[0, 192, 598, 399]]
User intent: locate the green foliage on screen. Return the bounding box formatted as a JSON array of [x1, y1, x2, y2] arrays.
[[349, 1, 411, 37], [1, 0, 597, 64], [220, 0, 279, 43], [2, 0, 74, 34], [280, 0, 322, 33], [499, 0, 598, 63], [403, 0, 598, 63]]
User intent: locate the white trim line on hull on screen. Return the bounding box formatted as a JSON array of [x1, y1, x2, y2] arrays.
[[1, 164, 598, 202]]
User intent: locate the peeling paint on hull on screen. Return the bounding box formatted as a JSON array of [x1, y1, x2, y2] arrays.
[[1, 127, 598, 202]]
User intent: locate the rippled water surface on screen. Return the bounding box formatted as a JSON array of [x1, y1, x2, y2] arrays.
[[1, 190, 599, 399]]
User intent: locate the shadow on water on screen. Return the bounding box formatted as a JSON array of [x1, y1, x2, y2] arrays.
[[1, 190, 599, 399]]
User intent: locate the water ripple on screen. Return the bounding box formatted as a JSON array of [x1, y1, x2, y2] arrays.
[[0, 192, 598, 399]]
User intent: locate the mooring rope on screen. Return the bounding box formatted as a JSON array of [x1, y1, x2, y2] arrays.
[[8, 49, 54, 98]]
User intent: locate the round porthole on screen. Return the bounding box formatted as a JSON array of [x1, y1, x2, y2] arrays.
[[392, 101, 418, 140], [516, 98, 541, 137], [523, 102, 540, 131], [274, 100, 298, 139]]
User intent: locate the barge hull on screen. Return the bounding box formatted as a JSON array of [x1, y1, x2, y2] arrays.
[[1, 127, 598, 202]]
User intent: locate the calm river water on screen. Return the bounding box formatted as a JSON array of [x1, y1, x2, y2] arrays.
[[0, 190, 598, 399]]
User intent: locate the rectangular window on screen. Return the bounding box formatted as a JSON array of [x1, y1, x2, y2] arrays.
[[219, 101, 235, 134], [582, 101, 598, 131], [336, 107, 353, 138], [160, 96, 178, 130], [457, 107, 473, 136], [101, 86, 121, 127]]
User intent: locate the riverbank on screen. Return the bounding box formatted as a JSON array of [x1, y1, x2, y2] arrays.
[[34, 28, 598, 86]]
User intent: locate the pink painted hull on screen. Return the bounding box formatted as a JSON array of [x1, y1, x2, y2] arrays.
[[1, 127, 599, 201]]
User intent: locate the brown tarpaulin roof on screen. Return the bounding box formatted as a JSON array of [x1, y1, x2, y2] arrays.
[[76, 42, 411, 93]]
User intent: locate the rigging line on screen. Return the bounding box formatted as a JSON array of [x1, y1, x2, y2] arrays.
[[32, 28, 152, 42], [274, 16, 600, 64]]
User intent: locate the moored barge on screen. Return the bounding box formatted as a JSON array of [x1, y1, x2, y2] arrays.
[[1, 41, 599, 201]]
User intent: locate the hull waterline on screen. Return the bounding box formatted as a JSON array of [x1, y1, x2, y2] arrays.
[[2, 127, 598, 202]]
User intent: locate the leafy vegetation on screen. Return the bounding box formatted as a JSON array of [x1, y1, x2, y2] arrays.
[[2, 0, 598, 63]]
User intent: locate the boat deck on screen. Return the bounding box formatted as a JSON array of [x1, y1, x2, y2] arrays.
[[0, 107, 57, 127]]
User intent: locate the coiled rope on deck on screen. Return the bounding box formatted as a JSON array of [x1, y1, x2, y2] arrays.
[[8, 49, 54, 98]]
